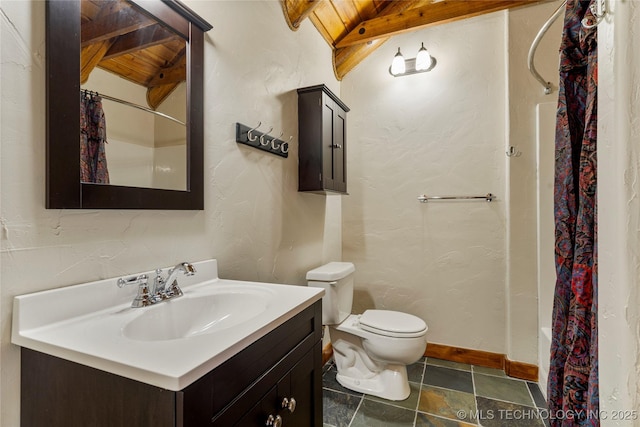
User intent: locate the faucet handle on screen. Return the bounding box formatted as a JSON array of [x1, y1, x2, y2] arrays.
[[117, 274, 151, 308], [131, 282, 152, 308], [165, 279, 184, 298], [117, 274, 148, 288]]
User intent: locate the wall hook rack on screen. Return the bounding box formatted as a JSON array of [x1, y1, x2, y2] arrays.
[[236, 122, 290, 158]]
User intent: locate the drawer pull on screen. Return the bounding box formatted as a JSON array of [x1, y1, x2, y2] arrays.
[[282, 397, 296, 413], [265, 414, 282, 427]]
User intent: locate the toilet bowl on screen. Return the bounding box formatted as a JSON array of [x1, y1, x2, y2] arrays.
[[307, 262, 428, 401]]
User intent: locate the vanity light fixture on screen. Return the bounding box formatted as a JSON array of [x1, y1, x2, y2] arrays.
[[389, 43, 437, 77], [390, 48, 406, 75]]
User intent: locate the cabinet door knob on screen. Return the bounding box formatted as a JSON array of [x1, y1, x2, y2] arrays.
[[329, 144, 342, 149], [282, 397, 296, 413], [265, 414, 282, 427]]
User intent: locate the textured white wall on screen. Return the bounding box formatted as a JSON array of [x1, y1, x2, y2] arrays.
[[341, 4, 563, 363], [0, 1, 340, 425], [598, 0, 640, 422], [341, 13, 508, 354]]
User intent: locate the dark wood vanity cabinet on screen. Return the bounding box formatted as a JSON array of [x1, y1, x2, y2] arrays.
[[297, 85, 350, 194], [21, 301, 322, 427]]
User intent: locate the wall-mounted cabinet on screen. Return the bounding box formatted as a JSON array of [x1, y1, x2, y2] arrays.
[[297, 85, 350, 194]]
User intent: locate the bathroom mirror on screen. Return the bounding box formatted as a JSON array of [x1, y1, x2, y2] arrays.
[[46, 0, 211, 209]]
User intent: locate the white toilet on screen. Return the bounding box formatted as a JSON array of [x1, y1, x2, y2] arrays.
[[307, 262, 428, 401]]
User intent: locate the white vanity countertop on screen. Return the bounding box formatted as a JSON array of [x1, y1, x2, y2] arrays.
[[12, 260, 324, 391]]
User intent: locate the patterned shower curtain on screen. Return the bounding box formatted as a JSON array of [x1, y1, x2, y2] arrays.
[[547, 0, 598, 426], [80, 93, 110, 184]]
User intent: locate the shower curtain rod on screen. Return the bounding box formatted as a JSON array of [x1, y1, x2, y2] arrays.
[[80, 89, 186, 126], [528, 0, 567, 95]]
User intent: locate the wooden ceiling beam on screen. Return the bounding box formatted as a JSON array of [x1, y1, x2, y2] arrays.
[[335, 0, 542, 48], [102, 25, 180, 61], [334, 38, 389, 81], [332, 0, 428, 80], [147, 83, 180, 110], [146, 49, 187, 108], [80, 40, 115, 84], [81, 6, 155, 47], [147, 52, 186, 87], [281, 0, 324, 30]]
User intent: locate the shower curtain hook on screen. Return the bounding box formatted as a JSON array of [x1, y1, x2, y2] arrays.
[[582, 0, 606, 28], [247, 121, 262, 142]]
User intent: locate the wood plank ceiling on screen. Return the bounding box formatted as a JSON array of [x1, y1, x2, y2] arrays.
[[81, 0, 186, 109], [281, 0, 545, 80]]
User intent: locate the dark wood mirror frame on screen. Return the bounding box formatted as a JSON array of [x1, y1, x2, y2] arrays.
[[46, 0, 211, 209]]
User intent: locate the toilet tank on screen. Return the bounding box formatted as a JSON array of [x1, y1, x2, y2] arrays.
[[306, 262, 355, 325]]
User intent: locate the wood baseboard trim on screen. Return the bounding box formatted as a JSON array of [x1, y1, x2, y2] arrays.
[[322, 341, 538, 382], [425, 342, 504, 369], [505, 358, 539, 382], [425, 342, 538, 381], [322, 342, 333, 366]]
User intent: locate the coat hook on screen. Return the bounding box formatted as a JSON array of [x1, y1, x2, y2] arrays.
[[506, 146, 522, 157], [281, 136, 293, 154], [270, 131, 284, 150], [247, 121, 261, 142], [259, 127, 273, 146]]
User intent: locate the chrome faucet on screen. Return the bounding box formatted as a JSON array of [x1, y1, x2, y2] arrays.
[[153, 262, 196, 298], [117, 262, 196, 308]]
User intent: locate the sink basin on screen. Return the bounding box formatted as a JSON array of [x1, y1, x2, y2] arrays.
[[122, 286, 274, 341]]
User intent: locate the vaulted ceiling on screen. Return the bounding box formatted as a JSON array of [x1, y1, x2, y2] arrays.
[[81, 0, 186, 109], [280, 0, 545, 80]]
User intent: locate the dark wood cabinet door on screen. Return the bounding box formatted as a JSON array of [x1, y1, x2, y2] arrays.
[[330, 103, 347, 193], [234, 386, 279, 427], [298, 85, 349, 194], [279, 349, 315, 426]]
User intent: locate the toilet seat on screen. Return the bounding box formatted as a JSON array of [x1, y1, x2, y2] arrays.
[[358, 310, 428, 338]]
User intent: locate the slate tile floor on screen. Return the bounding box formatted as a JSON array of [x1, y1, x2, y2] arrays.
[[323, 357, 548, 427]]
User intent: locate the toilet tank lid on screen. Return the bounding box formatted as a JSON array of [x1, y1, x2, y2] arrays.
[[306, 262, 355, 281]]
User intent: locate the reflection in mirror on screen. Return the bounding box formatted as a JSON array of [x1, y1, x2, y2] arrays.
[[46, 0, 211, 209], [80, 0, 187, 191]]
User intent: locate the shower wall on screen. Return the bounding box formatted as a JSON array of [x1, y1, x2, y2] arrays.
[[506, 5, 562, 366], [536, 102, 557, 391]]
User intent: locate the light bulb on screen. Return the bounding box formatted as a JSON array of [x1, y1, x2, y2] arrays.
[[415, 43, 432, 71], [390, 48, 406, 75]]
